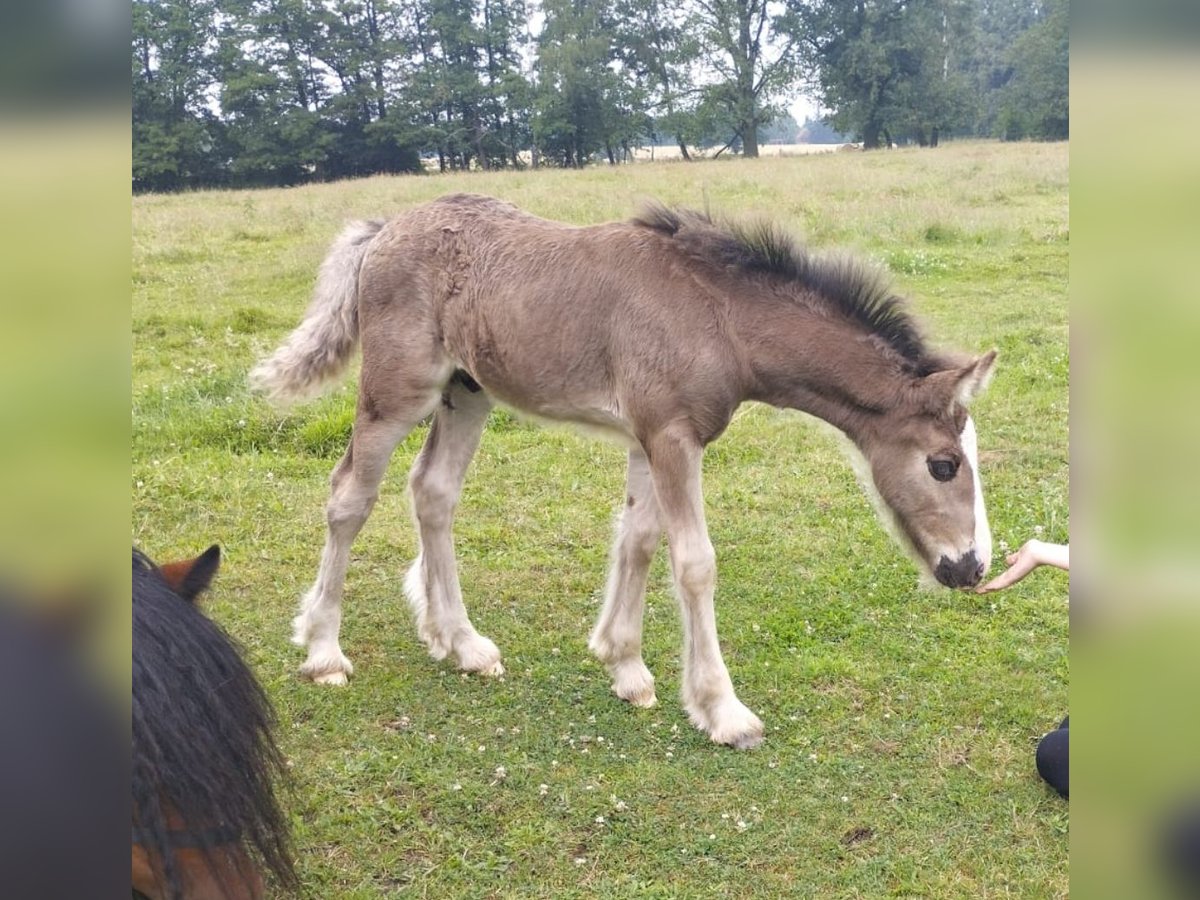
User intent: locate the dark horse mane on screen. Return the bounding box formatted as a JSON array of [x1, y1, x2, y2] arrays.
[[132, 549, 296, 897], [631, 203, 943, 374]]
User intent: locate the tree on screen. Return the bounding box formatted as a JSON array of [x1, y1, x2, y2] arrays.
[[132, 0, 224, 191], [967, 0, 1042, 136], [759, 110, 801, 143], [996, 0, 1067, 139], [316, 0, 421, 177], [214, 0, 333, 185], [688, 0, 799, 158], [612, 0, 699, 159], [888, 0, 979, 146], [796, 114, 849, 142], [479, 0, 533, 167], [533, 0, 636, 166], [791, 0, 978, 148]]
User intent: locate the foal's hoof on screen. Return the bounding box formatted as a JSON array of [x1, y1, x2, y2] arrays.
[[609, 659, 657, 708], [456, 635, 504, 677], [691, 700, 764, 750], [299, 651, 354, 686], [624, 688, 658, 709], [312, 670, 349, 686]]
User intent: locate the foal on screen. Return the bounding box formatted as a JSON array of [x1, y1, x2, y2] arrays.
[[252, 194, 995, 749]]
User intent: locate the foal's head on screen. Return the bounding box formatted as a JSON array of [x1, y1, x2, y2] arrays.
[[856, 351, 997, 590]]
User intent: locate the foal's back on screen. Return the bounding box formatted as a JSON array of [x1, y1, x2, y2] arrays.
[[361, 194, 744, 440]]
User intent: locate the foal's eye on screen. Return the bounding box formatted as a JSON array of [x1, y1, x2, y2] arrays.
[[927, 458, 958, 482]]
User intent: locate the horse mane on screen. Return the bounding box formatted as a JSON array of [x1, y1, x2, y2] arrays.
[[132, 549, 296, 897], [631, 203, 939, 373]]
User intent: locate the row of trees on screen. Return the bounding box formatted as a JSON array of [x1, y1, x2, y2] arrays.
[[133, 0, 1068, 192]]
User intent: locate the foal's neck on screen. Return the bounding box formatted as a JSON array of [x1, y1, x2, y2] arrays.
[[735, 297, 905, 440]]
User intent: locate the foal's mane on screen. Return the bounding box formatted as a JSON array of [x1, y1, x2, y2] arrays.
[[132, 549, 296, 897], [631, 203, 937, 371]]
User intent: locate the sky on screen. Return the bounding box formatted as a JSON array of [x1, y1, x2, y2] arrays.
[[789, 94, 822, 126]]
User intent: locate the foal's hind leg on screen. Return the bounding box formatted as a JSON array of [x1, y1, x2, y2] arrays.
[[405, 379, 503, 675], [294, 391, 442, 685], [589, 448, 660, 707]]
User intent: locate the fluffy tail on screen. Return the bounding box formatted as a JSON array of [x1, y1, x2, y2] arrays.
[[249, 218, 386, 406]]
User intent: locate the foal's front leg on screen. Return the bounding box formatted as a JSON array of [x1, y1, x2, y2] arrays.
[[589, 448, 660, 708], [646, 427, 764, 749]]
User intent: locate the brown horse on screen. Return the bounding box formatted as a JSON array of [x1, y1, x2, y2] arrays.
[[252, 194, 996, 749], [132, 547, 296, 898]]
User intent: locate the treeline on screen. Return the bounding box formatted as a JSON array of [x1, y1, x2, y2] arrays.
[[133, 0, 1068, 192]]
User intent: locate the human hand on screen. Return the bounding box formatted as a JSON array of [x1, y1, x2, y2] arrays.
[[975, 540, 1069, 593]]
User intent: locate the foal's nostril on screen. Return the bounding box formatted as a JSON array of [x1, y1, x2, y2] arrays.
[[935, 552, 983, 589]]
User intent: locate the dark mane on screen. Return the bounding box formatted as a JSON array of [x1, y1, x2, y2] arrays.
[[132, 549, 296, 898], [631, 203, 934, 370]]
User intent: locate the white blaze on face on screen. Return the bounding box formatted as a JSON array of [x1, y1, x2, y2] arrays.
[[960, 416, 992, 576]]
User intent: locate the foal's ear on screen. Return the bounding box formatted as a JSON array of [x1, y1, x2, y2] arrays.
[[924, 350, 998, 409], [159, 544, 222, 603]]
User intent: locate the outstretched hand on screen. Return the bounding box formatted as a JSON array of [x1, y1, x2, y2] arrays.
[[975, 540, 1069, 594]]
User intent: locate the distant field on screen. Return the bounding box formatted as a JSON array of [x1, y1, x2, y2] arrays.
[[426, 143, 850, 170], [630, 142, 853, 161], [133, 140, 1069, 898]]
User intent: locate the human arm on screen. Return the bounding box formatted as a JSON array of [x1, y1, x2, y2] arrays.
[[975, 540, 1069, 593]]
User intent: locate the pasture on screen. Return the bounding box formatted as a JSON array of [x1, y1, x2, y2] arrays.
[[132, 141, 1068, 897]]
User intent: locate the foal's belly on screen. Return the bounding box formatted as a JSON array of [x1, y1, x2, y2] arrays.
[[461, 362, 637, 447]]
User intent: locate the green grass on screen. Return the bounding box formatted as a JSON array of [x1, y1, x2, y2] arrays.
[[133, 141, 1069, 898]]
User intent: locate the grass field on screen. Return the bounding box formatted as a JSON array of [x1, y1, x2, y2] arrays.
[[132, 140, 1069, 898]]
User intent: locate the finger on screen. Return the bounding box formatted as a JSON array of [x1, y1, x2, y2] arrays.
[[976, 558, 1035, 593], [976, 572, 1014, 593]]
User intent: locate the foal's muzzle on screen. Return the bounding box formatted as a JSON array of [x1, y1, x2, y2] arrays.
[[935, 551, 986, 590]]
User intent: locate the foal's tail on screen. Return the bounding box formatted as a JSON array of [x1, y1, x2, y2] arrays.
[[249, 218, 386, 406]]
